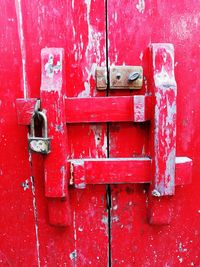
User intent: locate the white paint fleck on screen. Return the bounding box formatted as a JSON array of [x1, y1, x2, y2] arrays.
[[175, 157, 192, 164], [136, 0, 145, 14], [139, 51, 143, 61], [112, 216, 119, 222], [21, 179, 29, 191], [101, 135, 107, 157], [72, 0, 74, 9], [101, 215, 108, 224], [69, 250, 77, 260], [113, 205, 118, 210], [69, 157, 150, 162], [45, 54, 62, 78], [177, 256, 183, 263], [154, 66, 177, 88], [77, 82, 91, 98]]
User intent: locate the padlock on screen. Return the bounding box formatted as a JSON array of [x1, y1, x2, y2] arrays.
[[28, 111, 51, 154]]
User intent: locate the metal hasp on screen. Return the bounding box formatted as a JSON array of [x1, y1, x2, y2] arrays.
[[28, 111, 51, 154], [16, 44, 192, 227]]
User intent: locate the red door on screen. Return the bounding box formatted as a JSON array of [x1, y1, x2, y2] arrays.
[[0, 1, 200, 266]]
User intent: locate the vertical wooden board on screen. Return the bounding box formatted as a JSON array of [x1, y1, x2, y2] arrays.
[[108, 0, 200, 266], [18, 0, 108, 266], [0, 1, 41, 265]]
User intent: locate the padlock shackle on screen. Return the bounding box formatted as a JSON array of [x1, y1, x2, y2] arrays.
[[30, 114, 35, 137], [37, 111, 48, 138], [30, 110, 48, 138]]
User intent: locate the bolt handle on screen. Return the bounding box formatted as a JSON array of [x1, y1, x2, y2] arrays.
[[128, 72, 140, 82]]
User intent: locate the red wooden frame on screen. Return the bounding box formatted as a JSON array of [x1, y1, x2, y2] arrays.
[[16, 95, 152, 124], [16, 45, 192, 226], [69, 157, 192, 188]]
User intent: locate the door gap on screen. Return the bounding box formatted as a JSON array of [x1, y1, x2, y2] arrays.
[[29, 152, 41, 267], [105, 0, 112, 265]]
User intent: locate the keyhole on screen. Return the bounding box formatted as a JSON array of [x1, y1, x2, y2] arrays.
[[116, 73, 121, 80]]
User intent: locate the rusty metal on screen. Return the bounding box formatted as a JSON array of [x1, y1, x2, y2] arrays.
[[95, 66, 107, 90], [28, 111, 51, 154], [109, 66, 143, 89]]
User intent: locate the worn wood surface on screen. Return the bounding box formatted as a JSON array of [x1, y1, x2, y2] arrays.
[[1, 0, 108, 266], [108, 0, 200, 265], [151, 43, 177, 196], [1, 0, 200, 266], [70, 157, 192, 187]]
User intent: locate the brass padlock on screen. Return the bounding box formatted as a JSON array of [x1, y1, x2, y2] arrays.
[[28, 111, 51, 154]]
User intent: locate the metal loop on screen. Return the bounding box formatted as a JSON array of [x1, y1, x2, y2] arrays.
[[30, 110, 48, 138]]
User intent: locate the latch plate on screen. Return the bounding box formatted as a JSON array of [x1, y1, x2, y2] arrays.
[[96, 66, 143, 90], [110, 66, 143, 90]]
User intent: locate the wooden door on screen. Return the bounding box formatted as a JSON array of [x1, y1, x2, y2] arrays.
[[0, 1, 200, 266], [107, 1, 200, 266]]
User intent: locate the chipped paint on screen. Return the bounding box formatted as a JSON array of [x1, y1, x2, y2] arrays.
[[154, 66, 177, 89], [90, 125, 107, 158], [136, 0, 145, 14], [60, 166, 67, 195], [21, 179, 29, 191], [175, 157, 192, 164], [69, 250, 77, 260], [152, 44, 177, 195], [45, 54, 62, 78], [71, 159, 86, 189], [30, 173, 41, 267], [71, 211, 78, 264], [15, 0, 29, 98], [101, 215, 108, 225], [134, 96, 145, 121], [77, 63, 98, 97]]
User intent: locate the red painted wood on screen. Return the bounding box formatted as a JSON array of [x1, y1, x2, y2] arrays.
[[0, 1, 41, 265], [17, 0, 109, 265], [66, 95, 151, 123], [16, 95, 152, 124], [71, 158, 151, 187], [1, 0, 200, 266], [70, 157, 192, 187], [40, 48, 68, 198], [151, 43, 177, 196], [148, 43, 177, 225], [16, 98, 37, 125], [40, 48, 71, 226], [175, 157, 192, 185], [108, 0, 200, 265]]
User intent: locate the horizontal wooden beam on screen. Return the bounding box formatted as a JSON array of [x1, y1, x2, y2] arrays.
[[16, 96, 152, 125], [65, 95, 152, 123], [69, 157, 192, 188]]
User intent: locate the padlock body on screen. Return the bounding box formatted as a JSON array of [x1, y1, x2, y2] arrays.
[[28, 137, 51, 154]]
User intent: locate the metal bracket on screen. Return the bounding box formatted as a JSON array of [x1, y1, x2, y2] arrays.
[[96, 66, 143, 90]]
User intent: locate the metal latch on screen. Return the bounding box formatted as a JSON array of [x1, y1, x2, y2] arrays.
[[96, 66, 143, 90]]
